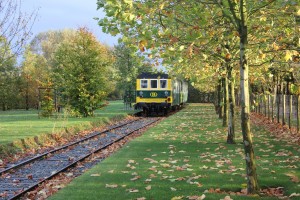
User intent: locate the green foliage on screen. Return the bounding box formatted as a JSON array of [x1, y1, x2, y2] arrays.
[[96, 0, 299, 92], [0, 37, 20, 110], [20, 30, 77, 110], [111, 42, 153, 98], [40, 89, 55, 117], [290, 83, 300, 95], [54, 27, 114, 117]]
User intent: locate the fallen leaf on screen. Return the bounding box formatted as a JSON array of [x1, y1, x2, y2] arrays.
[[145, 185, 151, 190], [171, 196, 184, 200], [221, 196, 233, 200], [90, 174, 101, 177], [144, 179, 152, 183], [187, 194, 205, 200], [176, 177, 185, 181], [161, 163, 171, 168], [105, 184, 118, 188], [0, 192, 8, 198], [127, 188, 139, 193], [289, 193, 300, 197], [200, 165, 208, 169], [285, 172, 299, 183], [136, 198, 146, 200], [27, 174, 33, 179], [144, 158, 158, 163], [131, 176, 141, 181], [170, 187, 177, 191]]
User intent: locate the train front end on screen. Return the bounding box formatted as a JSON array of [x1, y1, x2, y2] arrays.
[[135, 72, 172, 115]]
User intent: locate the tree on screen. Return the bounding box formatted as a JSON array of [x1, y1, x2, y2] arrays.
[[20, 30, 76, 110], [55, 27, 113, 117], [0, 41, 19, 110], [112, 42, 152, 98], [0, 0, 37, 66]]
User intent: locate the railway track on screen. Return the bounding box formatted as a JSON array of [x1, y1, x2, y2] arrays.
[[0, 117, 161, 200]]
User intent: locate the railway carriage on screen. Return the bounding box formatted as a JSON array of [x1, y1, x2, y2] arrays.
[[134, 72, 188, 115]]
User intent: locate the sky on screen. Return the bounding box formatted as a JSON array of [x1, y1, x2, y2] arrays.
[[22, 0, 119, 47]]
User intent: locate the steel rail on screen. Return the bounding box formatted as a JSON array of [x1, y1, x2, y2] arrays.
[[2, 117, 161, 200], [0, 118, 140, 176]]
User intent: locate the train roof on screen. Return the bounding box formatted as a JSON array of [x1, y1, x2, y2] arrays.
[[137, 72, 169, 79]]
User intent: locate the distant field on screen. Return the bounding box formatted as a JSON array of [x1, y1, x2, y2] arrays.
[[0, 101, 135, 145]]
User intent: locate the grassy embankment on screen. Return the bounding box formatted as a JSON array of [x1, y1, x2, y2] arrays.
[[0, 101, 135, 155], [50, 104, 299, 200]]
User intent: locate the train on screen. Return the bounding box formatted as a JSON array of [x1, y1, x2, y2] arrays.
[[134, 72, 188, 115]]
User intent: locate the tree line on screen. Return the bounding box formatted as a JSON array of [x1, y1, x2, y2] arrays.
[[1, 27, 152, 117]]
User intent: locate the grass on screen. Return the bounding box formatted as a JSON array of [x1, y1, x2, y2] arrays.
[[0, 100, 135, 149], [49, 104, 300, 200]]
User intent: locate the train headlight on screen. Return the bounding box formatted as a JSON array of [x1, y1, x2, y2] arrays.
[[139, 91, 143, 98], [164, 91, 169, 97]]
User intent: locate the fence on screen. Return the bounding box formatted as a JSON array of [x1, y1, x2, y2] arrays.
[[123, 90, 136, 110], [251, 94, 300, 132]]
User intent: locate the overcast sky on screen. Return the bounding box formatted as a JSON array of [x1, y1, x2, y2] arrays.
[[23, 0, 119, 46]]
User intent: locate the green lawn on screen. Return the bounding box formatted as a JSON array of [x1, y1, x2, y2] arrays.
[[0, 101, 134, 145], [50, 104, 300, 200]]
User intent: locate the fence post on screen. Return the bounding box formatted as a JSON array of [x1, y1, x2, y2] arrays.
[[282, 94, 286, 125], [264, 94, 267, 117], [277, 94, 280, 123], [271, 95, 274, 122], [297, 95, 299, 133], [267, 94, 270, 119], [288, 95, 292, 130], [258, 94, 261, 114]]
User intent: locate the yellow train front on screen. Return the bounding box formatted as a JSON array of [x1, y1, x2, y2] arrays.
[[134, 72, 188, 115]]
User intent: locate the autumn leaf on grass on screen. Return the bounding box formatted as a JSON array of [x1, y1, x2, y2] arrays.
[[128, 160, 136, 164], [145, 185, 151, 190], [127, 164, 136, 169], [105, 184, 118, 188], [161, 163, 171, 168], [144, 158, 158, 163], [289, 193, 300, 198], [90, 173, 101, 177], [221, 196, 233, 200], [144, 178, 152, 183], [127, 188, 139, 193], [200, 165, 208, 169], [187, 194, 206, 200], [176, 177, 185, 181], [285, 172, 299, 183], [170, 187, 177, 191], [131, 176, 141, 181], [136, 197, 146, 200], [171, 196, 184, 200]]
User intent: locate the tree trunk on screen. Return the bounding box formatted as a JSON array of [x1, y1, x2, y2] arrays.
[[26, 82, 29, 110], [227, 64, 235, 144], [223, 75, 228, 127], [218, 79, 223, 119], [239, 24, 259, 193]]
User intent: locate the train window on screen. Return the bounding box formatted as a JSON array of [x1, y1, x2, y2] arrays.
[[160, 80, 167, 88], [151, 80, 157, 88], [141, 80, 148, 88]]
